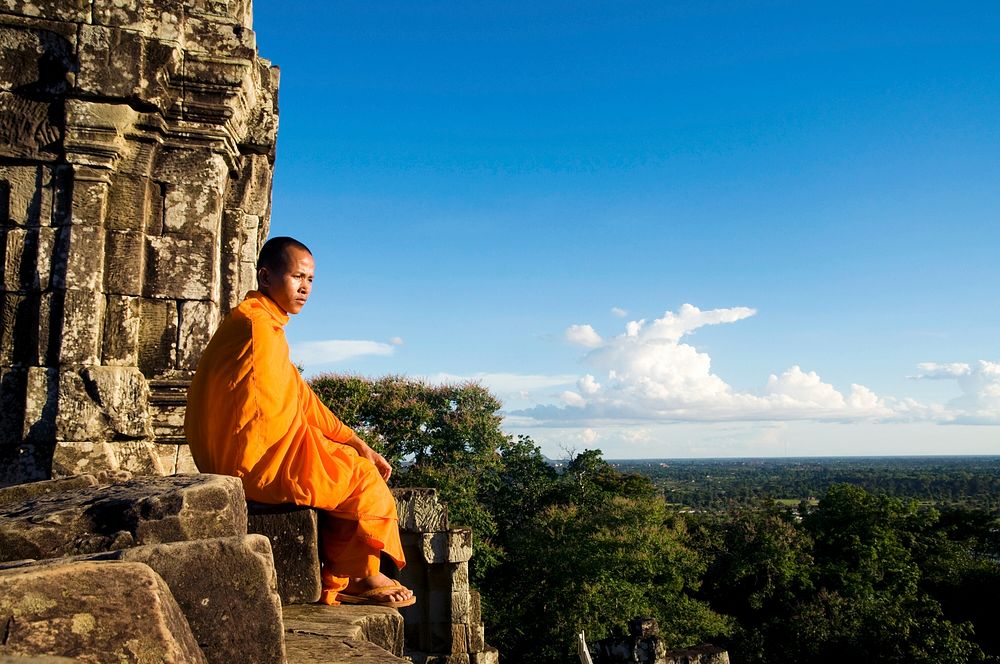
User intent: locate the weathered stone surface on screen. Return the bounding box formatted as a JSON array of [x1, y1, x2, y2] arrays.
[[0, 474, 98, 507], [57, 288, 103, 364], [51, 439, 163, 478], [0, 560, 207, 663], [394, 488, 450, 532], [104, 230, 146, 295], [246, 501, 321, 604], [102, 295, 142, 364], [54, 366, 152, 442], [178, 299, 219, 370], [0, 474, 247, 562], [419, 528, 473, 564], [137, 297, 178, 376], [283, 604, 405, 657], [411, 653, 470, 664], [0, 0, 277, 484], [0, 655, 76, 663], [144, 234, 218, 300], [91, 535, 285, 664], [470, 648, 500, 664], [284, 634, 409, 664]]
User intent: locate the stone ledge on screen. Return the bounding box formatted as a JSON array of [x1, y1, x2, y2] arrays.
[[282, 604, 404, 657], [283, 604, 407, 663]]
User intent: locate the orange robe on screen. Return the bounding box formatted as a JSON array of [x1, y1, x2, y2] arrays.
[[184, 291, 404, 597]]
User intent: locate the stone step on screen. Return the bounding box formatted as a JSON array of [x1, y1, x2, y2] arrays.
[[282, 604, 407, 663]]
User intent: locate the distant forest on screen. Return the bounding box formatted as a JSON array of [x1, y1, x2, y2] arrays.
[[312, 374, 1000, 664], [611, 456, 1000, 511]]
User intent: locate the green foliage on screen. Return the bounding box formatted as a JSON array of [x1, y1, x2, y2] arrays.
[[311, 375, 999, 663], [482, 451, 731, 663], [311, 375, 728, 663], [694, 485, 992, 664]]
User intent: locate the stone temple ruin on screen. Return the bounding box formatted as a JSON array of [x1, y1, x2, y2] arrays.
[[0, 2, 497, 662], [0, 0, 275, 485]]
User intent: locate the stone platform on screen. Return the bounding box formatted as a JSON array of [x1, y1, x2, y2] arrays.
[[0, 473, 496, 663]]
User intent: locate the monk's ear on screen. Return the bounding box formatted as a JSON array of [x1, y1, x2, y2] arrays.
[[257, 266, 270, 288]]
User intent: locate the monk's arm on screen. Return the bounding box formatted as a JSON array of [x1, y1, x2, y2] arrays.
[[299, 380, 393, 480]]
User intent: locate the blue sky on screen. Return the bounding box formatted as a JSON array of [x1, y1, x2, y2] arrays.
[[252, 1, 1000, 459]]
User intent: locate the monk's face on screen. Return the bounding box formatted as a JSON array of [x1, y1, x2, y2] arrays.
[[259, 246, 315, 315]]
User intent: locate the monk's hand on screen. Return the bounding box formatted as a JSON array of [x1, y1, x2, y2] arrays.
[[369, 449, 392, 482], [348, 433, 393, 481]]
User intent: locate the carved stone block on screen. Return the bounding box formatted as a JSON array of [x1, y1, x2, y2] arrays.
[[93, 535, 286, 664], [247, 502, 322, 605], [58, 288, 104, 364], [62, 224, 105, 290], [145, 234, 217, 300], [0, 0, 90, 23], [226, 154, 274, 217], [103, 295, 141, 365], [467, 624, 485, 652], [105, 230, 146, 295], [22, 366, 56, 443], [470, 648, 500, 664], [75, 25, 180, 108], [0, 560, 207, 663], [427, 561, 470, 593], [0, 474, 99, 506], [66, 177, 109, 227], [0, 164, 55, 226], [158, 149, 228, 235], [105, 174, 155, 232], [90, 0, 183, 41], [138, 297, 178, 376], [394, 488, 450, 532], [184, 15, 256, 59], [0, 291, 40, 366], [0, 474, 249, 561], [55, 366, 152, 442], [177, 299, 219, 370], [420, 528, 473, 564], [0, 20, 75, 94]]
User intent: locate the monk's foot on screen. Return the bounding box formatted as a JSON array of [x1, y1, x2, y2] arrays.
[[338, 572, 415, 607]]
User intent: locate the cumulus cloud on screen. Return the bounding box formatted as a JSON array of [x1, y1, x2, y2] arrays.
[[914, 360, 1000, 424], [511, 304, 921, 425], [291, 339, 396, 366], [565, 324, 603, 348], [611, 307, 628, 318]]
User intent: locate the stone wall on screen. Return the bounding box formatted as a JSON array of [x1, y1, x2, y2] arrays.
[[0, 0, 278, 485]]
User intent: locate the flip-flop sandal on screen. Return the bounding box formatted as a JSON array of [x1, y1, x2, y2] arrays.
[[336, 583, 416, 608]]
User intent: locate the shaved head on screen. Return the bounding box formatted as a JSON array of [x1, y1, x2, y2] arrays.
[[256, 236, 312, 273]]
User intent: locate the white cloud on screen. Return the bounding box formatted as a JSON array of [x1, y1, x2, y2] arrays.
[[389, 336, 404, 346], [291, 339, 396, 366], [511, 304, 948, 425], [911, 362, 971, 379], [578, 374, 601, 395], [566, 324, 603, 348], [916, 360, 1000, 424], [611, 307, 628, 318]]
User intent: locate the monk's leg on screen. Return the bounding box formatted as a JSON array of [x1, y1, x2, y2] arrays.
[[318, 514, 413, 605], [316, 456, 412, 605]]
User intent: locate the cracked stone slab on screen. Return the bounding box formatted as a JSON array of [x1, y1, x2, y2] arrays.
[[0, 474, 247, 562]]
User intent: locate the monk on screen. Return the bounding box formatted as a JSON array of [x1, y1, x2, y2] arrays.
[[185, 236, 414, 608]]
